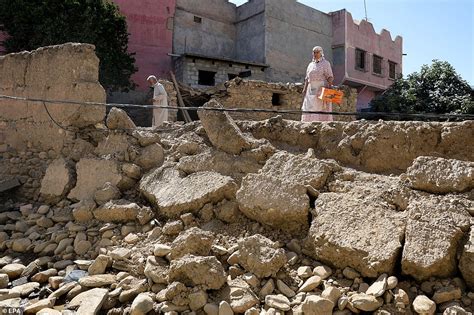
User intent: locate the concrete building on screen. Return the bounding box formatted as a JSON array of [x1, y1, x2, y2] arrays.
[[168, 0, 403, 109], [0, 0, 403, 109]]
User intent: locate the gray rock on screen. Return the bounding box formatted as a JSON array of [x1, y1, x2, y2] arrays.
[[169, 227, 214, 260], [67, 287, 109, 314], [302, 296, 335, 315], [94, 182, 121, 205], [130, 293, 154, 315], [135, 143, 165, 171], [459, 227, 474, 290], [413, 295, 436, 315]]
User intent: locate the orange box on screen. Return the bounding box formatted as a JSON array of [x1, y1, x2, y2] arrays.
[[318, 88, 344, 105]]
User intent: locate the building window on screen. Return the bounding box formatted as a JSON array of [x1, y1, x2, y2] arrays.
[[272, 93, 282, 106], [389, 61, 397, 79], [373, 55, 383, 75], [228, 74, 237, 80], [198, 70, 216, 86], [239, 70, 252, 78], [194, 16, 202, 23], [355, 49, 366, 71]]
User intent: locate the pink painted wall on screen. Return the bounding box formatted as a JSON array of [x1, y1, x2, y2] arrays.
[[332, 10, 403, 108], [357, 89, 377, 111], [113, 0, 176, 90]]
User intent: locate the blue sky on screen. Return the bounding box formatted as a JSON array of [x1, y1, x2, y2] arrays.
[[229, 0, 474, 85]]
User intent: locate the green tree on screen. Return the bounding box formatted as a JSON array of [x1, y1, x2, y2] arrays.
[[0, 0, 137, 91], [370, 60, 473, 117]]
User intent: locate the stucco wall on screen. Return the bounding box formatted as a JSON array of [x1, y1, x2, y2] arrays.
[[173, 0, 237, 59], [264, 0, 333, 83], [216, 78, 357, 122], [235, 0, 266, 63], [332, 10, 403, 90], [113, 0, 175, 90], [0, 43, 106, 153]]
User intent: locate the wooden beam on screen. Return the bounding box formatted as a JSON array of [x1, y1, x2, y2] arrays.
[[170, 72, 192, 123]]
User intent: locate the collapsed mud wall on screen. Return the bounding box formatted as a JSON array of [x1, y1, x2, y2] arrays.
[[0, 43, 106, 153], [214, 78, 358, 122], [237, 118, 474, 173]]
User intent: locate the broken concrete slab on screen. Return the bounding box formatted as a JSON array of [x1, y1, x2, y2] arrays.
[[307, 192, 406, 278], [0, 178, 20, 193], [40, 158, 75, 203], [140, 167, 238, 218], [68, 158, 123, 201], [197, 99, 254, 155], [168, 255, 226, 290], [67, 287, 108, 314], [405, 156, 474, 194], [236, 151, 335, 233], [402, 195, 471, 281], [93, 199, 152, 223]]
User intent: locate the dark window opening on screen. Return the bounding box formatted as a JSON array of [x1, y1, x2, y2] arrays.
[[373, 55, 383, 75], [194, 16, 202, 23], [261, 67, 265, 72], [228, 73, 237, 80], [229, 63, 233, 67], [239, 70, 251, 78], [198, 70, 216, 86], [389, 61, 397, 79], [355, 48, 366, 71], [272, 93, 282, 106], [245, 65, 249, 69]]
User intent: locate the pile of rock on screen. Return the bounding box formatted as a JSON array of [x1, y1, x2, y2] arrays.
[[0, 100, 473, 314]]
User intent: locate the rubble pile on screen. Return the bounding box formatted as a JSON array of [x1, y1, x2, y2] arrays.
[[0, 44, 473, 315], [0, 100, 473, 315]]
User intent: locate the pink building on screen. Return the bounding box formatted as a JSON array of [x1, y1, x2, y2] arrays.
[[112, 0, 175, 90], [332, 10, 403, 110]]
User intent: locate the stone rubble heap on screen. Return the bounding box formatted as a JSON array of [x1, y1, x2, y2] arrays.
[[0, 103, 473, 315]]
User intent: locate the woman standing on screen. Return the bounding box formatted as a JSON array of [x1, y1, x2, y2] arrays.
[[301, 46, 334, 122]]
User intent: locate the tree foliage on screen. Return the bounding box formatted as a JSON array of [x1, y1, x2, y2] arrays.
[[0, 0, 137, 91], [370, 60, 473, 116]]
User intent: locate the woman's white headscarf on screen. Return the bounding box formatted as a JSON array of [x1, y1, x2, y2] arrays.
[[312, 46, 324, 61]]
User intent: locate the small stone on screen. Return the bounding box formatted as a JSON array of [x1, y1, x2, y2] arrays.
[[359, 282, 369, 293], [387, 276, 398, 290], [24, 297, 55, 314], [298, 275, 322, 292], [68, 287, 109, 314], [297, 266, 313, 279], [48, 276, 64, 289], [78, 274, 116, 287], [88, 255, 111, 275], [265, 294, 291, 311], [259, 279, 275, 299], [413, 295, 436, 315], [0, 274, 9, 288], [37, 205, 50, 214], [10, 282, 40, 297], [243, 273, 259, 288], [12, 238, 31, 252], [162, 220, 184, 236], [432, 286, 462, 304], [276, 279, 296, 298], [189, 290, 207, 311], [343, 267, 360, 280], [124, 233, 140, 244], [37, 308, 61, 315], [366, 274, 388, 297], [313, 265, 332, 279], [302, 295, 335, 315], [322, 286, 342, 304], [130, 293, 154, 315], [219, 301, 234, 315], [1, 263, 25, 279], [394, 288, 410, 306], [349, 293, 383, 312], [443, 305, 470, 315], [31, 269, 58, 283], [74, 240, 92, 255], [154, 244, 171, 257], [204, 303, 219, 315], [227, 251, 240, 265]]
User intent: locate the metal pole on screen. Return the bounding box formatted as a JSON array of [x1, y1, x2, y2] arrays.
[[364, 0, 368, 21]]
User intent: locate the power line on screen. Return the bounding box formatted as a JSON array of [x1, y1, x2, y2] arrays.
[[0, 94, 473, 121]]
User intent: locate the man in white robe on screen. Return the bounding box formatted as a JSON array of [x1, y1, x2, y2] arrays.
[[147, 75, 168, 127]]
